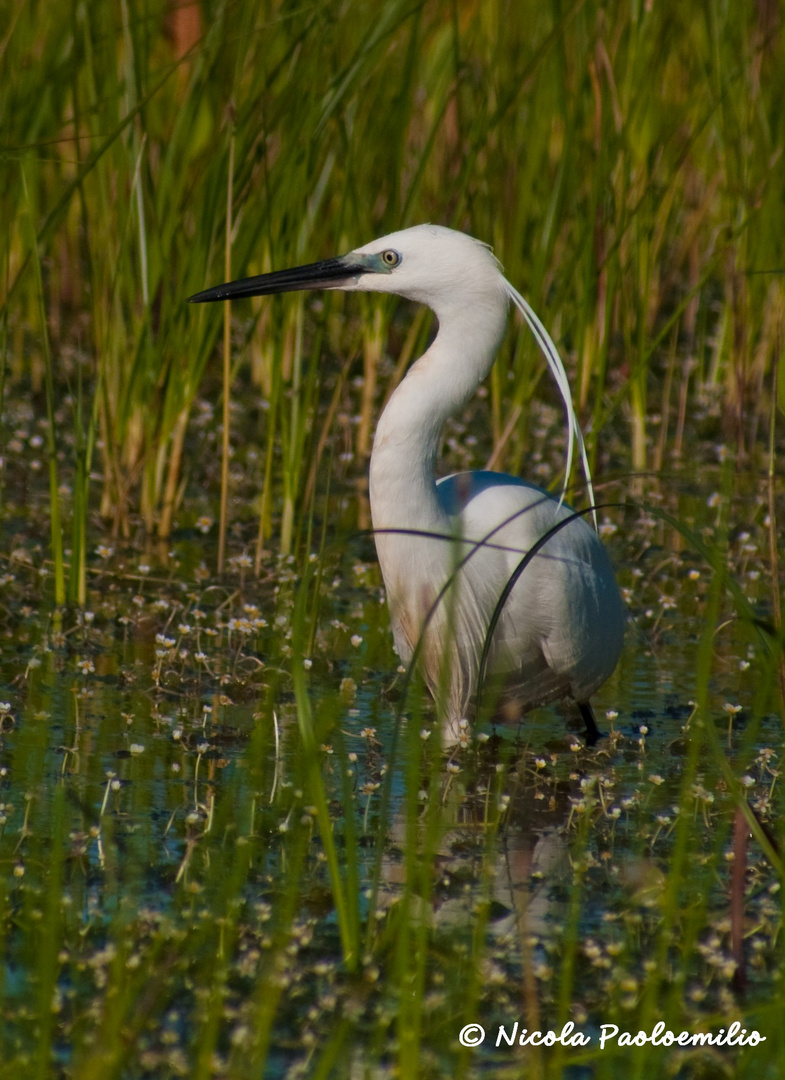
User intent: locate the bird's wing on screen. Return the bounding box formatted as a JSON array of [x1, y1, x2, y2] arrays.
[[436, 471, 564, 560], [436, 470, 622, 705]]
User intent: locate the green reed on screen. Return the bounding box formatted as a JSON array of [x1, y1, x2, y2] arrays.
[[2, 0, 783, 554], [0, 1, 784, 1077], [20, 163, 65, 607]]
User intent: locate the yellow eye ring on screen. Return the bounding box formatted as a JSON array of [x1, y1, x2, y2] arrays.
[[381, 249, 400, 267]]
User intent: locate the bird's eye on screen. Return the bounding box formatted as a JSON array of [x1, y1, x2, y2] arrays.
[[381, 249, 400, 267]]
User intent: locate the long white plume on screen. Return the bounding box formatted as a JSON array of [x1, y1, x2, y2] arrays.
[[503, 279, 598, 531]]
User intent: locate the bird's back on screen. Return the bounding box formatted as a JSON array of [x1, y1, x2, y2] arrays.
[[426, 470, 625, 721]]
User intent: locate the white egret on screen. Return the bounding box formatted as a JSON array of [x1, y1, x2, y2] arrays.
[[189, 225, 625, 743]]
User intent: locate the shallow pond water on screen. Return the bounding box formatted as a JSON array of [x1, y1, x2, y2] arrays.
[[0, 391, 783, 1078]]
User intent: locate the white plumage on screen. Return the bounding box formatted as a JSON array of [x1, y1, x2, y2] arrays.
[[189, 224, 625, 741]]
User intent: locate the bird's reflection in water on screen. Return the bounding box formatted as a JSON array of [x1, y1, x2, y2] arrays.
[[375, 752, 575, 945]]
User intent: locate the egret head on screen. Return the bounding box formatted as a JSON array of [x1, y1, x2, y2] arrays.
[[187, 224, 506, 313], [187, 222, 592, 522]]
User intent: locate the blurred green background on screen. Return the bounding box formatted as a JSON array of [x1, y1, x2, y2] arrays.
[[3, 0, 784, 559]]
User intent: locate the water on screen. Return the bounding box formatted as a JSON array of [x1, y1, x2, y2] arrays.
[[0, 396, 782, 1076]]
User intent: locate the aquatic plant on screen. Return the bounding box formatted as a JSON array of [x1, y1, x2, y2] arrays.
[[0, 1, 783, 1077]]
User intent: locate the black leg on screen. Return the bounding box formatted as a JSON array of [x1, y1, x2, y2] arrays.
[[579, 701, 602, 747]]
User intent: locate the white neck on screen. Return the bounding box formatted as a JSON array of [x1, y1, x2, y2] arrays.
[[369, 295, 508, 535]]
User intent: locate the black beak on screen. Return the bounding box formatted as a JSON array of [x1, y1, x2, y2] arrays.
[[187, 254, 370, 304]]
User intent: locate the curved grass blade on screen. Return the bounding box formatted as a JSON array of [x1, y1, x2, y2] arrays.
[[475, 504, 613, 713]]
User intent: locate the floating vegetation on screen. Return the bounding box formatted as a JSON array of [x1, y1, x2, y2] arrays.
[[1, 0, 784, 1075], [1, 420, 783, 1075]]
